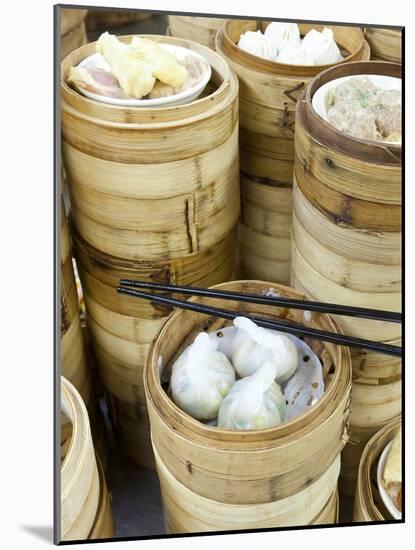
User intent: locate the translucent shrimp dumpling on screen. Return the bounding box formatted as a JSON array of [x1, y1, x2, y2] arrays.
[[170, 333, 235, 420], [218, 362, 286, 430], [229, 317, 299, 383]]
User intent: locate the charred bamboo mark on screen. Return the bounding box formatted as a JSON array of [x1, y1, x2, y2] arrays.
[[151, 301, 174, 316], [150, 268, 171, 284], [186, 460, 193, 474], [325, 157, 334, 167], [280, 103, 295, 133], [60, 294, 70, 335], [284, 81, 305, 103], [184, 199, 194, 254]]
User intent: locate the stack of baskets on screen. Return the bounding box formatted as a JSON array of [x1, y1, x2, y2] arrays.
[[145, 281, 352, 532], [216, 20, 370, 284], [365, 28, 402, 62], [290, 61, 402, 496], [61, 35, 240, 469]]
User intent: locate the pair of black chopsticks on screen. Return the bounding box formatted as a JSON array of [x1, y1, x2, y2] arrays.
[[116, 281, 402, 357]]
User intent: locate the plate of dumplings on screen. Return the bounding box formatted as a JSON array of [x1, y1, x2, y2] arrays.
[[68, 32, 212, 107]]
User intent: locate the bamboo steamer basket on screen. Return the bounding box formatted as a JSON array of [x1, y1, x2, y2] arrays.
[[61, 198, 91, 407], [60, 378, 114, 541], [89, 454, 115, 539], [156, 445, 340, 533], [353, 418, 401, 521], [86, 10, 152, 31], [168, 16, 224, 49], [61, 35, 239, 260], [61, 377, 100, 541], [72, 226, 237, 468], [61, 9, 87, 60], [365, 28, 402, 62], [290, 61, 402, 496], [216, 20, 370, 283], [145, 280, 351, 531]]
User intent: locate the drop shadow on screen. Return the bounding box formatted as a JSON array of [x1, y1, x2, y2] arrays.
[[20, 525, 53, 543]]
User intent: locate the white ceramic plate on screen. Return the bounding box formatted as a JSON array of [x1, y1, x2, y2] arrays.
[[377, 440, 402, 520], [75, 43, 212, 107], [312, 74, 401, 143]]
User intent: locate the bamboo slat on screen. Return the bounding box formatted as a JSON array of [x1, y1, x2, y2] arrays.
[[61, 377, 100, 541], [216, 20, 370, 283], [145, 280, 351, 530], [168, 16, 224, 49], [353, 418, 401, 521], [291, 61, 402, 498], [61, 378, 114, 541], [365, 28, 402, 63], [156, 445, 340, 533]]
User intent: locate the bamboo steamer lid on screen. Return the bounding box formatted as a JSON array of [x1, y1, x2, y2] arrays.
[[353, 418, 401, 521], [145, 280, 351, 521], [216, 20, 370, 284]]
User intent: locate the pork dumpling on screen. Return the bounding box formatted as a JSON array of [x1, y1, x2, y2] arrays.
[[238, 30, 278, 61], [228, 317, 299, 383], [96, 32, 155, 98], [327, 101, 380, 140], [130, 36, 188, 88], [148, 80, 175, 99], [277, 42, 314, 65], [302, 27, 343, 65], [264, 22, 301, 50], [218, 362, 286, 430], [369, 89, 401, 140], [170, 333, 235, 420]]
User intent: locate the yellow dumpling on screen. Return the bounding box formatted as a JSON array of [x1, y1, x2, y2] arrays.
[[131, 36, 188, 88], [96, 32, 155, 98]]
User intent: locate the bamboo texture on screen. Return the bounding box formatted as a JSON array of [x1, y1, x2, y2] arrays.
[[216, 20, 370, 284], [60, 8, 87, 60], [61, 378, 114, 541], [168, 15, 225, 48], [86, 10, 152, 31], [145, 280, 351, 531], [62, 35, 240, 467], [290, 61, 402, 497], [365, 28, 402, 62], [353, 418, 401, 521]]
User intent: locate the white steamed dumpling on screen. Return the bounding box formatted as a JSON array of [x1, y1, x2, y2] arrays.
[[264, 22, 301, 50], [238, 30, 278, 61], [277, 42, 314, 65], [228, 317, 299, 383], [170, 332, 235, 420], [218, 361, 286, 430], [301, 27, 343, 65]]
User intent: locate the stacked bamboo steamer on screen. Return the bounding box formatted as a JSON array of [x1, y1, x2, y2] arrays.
[[216, 20, 370, 284], [60, 8, 88, 60], [354, 418, 401, 521], [365, 28, 402, 62], [60, 377, 114, 542], [145, 280, 352, 532], [168, 15, 224, 49], [290, 61, 402, 497], [61, 35, 240, 469]]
